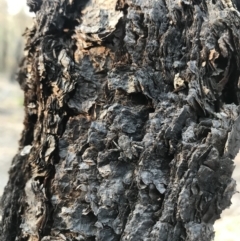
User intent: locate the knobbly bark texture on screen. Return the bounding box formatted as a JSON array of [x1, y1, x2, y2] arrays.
[[1, 0, 240, 240]]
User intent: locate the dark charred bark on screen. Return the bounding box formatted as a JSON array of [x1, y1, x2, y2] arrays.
[[1, 0, 240, 240]]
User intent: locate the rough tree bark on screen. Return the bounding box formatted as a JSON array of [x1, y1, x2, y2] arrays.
[[1, 0, 240, 240]]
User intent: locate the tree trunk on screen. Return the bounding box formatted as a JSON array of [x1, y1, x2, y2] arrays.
[[1, 0, 240, 240]]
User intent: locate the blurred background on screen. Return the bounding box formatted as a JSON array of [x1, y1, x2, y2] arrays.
[[0, 0, 239, 240], [0, 0, 31, 193]]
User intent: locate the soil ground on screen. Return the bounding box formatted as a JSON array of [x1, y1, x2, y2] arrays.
[[0, 75, 239, 240]]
